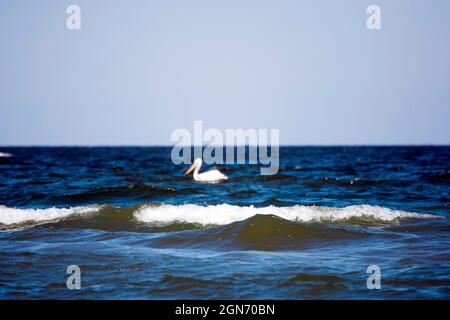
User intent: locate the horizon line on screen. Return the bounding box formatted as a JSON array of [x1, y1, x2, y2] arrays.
[[1, 144, 449, 148]]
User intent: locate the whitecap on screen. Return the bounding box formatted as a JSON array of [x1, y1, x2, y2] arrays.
[[134, 203, 440, 226], [0, 205, 101, 225]]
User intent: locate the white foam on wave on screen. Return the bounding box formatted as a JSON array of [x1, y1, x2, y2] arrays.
[[0, 152, 12, 158], [135, 204, 440, 226], [0, 205, 101, 225]]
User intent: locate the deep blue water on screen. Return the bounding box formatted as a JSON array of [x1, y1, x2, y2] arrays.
[[0, 146, 449, 299]]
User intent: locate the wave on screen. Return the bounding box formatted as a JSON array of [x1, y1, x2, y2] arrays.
[[0, 203, 441, 232], [0, 205, 100, 226], [142, 213, 370, 251], [135, 204, 440, 226]]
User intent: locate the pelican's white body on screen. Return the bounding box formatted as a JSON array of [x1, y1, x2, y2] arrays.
[[184, 158, 228, 183]]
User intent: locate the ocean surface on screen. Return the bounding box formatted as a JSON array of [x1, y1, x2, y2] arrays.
[[0, 146, 449, 299]]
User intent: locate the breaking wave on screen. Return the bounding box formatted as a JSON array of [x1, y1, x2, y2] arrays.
[[0, 205, 101, 225], [135, 203, 439, 226], [0, 203, 441, 231], [0, 152, 12, 158]]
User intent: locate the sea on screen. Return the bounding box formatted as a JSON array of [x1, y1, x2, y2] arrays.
[[0, 146, 449, 299]]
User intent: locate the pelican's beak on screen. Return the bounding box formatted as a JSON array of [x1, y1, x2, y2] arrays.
[[184, 163, 196, 176]]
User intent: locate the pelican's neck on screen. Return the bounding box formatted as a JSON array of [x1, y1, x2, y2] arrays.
[[193, 160, 202, 179]]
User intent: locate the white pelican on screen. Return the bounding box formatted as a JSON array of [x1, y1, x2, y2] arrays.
[[184, 158, 228, 183]]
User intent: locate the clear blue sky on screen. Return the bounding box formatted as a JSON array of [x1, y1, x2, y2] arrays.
[[0, 0, 449, 145]]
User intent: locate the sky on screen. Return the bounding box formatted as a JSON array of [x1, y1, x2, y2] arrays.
[[0, 0, 449, 145]]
